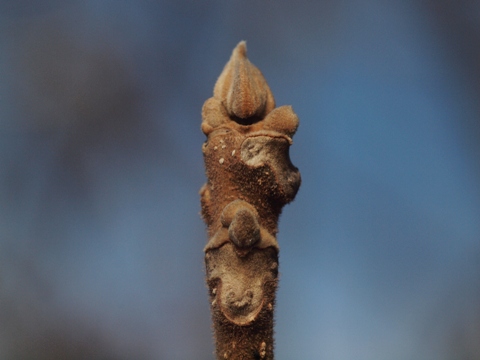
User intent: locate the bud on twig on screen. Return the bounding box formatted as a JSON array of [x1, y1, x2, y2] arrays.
[[200, 41, 301, 360]]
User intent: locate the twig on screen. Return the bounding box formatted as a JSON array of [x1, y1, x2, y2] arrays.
[[200, 41, 301, 360]]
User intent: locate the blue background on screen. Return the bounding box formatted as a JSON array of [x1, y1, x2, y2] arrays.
[[1, 1, 479, 359]]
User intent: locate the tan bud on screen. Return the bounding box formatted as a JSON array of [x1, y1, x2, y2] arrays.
[[213, 41, 275, 123]]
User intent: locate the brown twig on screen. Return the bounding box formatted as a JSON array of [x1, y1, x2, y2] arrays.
[[200, 41, 301, 360]]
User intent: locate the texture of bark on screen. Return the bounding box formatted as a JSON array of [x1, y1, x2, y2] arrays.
[[200, 41, 301, 360]]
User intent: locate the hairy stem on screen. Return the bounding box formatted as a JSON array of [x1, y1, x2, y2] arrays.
[[200, 41, 301, 360]]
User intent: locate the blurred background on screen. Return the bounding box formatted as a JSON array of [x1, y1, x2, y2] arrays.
[[1, 1, 479, 359]]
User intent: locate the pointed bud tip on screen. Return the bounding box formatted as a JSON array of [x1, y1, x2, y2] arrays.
[[214, 41, 275, 123], [233, 41, 247, 58]]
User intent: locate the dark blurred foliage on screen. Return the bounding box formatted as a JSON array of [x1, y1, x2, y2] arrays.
[[0, 1, 479, 359]]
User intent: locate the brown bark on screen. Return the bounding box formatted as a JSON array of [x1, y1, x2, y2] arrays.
[[200, 41, 301, 360]]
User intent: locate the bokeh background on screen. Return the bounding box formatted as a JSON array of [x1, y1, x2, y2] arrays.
[[1, 1, 480, 359]]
